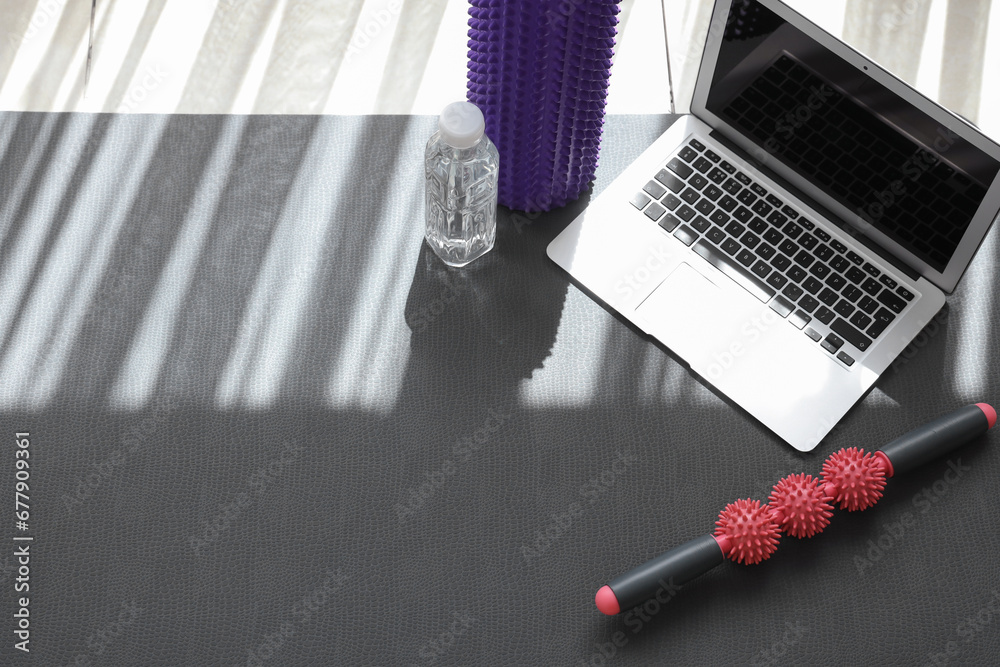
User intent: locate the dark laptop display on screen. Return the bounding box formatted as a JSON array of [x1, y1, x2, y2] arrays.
[[705, 0, 1000, 272]]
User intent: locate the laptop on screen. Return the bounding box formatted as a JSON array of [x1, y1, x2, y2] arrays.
[[547, 0, 1000, 451]]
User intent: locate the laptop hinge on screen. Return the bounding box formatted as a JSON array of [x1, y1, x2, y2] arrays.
[[708, 129, 922, 282]]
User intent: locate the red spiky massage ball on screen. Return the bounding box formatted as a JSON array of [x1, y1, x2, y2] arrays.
[[714, 498, 781, 565], [768, 473, 834, 538], [821, 447, 886, 512]]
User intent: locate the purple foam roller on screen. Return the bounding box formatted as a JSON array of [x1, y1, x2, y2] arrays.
[[467, 0, 621, 213]]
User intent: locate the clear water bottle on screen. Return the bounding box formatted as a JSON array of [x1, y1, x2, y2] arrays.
[[424, 101, 499, 267]]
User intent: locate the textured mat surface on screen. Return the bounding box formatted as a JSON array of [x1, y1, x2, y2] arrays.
[[0, 112, 998, 666]]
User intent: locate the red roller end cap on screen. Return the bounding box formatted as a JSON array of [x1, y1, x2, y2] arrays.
[[714, 498, 781, 565], [768, 473, 834, 539], [822, 447, 886, 512], [977, 403, 997, 429], [595, 585, 620, 615]]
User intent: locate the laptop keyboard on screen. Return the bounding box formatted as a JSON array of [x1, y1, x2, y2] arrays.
[[630, 138, 917, 367]]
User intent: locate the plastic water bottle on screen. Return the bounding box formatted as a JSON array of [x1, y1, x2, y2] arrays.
[[424, 101, 499, 267]]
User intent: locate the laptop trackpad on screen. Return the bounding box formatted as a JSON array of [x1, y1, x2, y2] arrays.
[[635, 262, 754, 362]]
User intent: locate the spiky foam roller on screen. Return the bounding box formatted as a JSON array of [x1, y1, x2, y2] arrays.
[[768, 473, 834, 539], [714, 498, 781, 565], [822, 447, 886, 512]]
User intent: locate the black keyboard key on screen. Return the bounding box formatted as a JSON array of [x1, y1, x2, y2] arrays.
[[751, 260, 772, 279], [659, 214, 681, 232], [837, 351, 855, 367], [763, 228, 783, 245], [693, 157, 713, 173], [798, 218, 815, 231], [695, 199, 715, 216], [896, 286, 915, 301], [708, 168, 728, 184], [814, 244, 834, 262], [689, 139, 706, 151], [690, 174, 709, 190], [850, 311, 873, 330], [691, 216, 711, 233], [814, 306, 835, 325], [778, 239, 797, 256], [720, 160, 736, 174], [668, 158, 693, 179], [737, 189, 758, 206], [834, 300, 855, 319], [750, 183, 768, 197], [752, 200, 773, 217], [767, 211, 789, 227], [866, 308, 896, 338], [846, 250, 864, 265], [822, 333, 844, 354], [644, 180, 667, 199], [831, 318, 872, 351], [781, 205, 798, 219], [766, 272, 788, 290], [733, 207, 754, 223], [723, 178, 742, 194], [861, 277, 881, 296], [725, 221, 746, 237], [703, 185, 724, 201], [656, 169, 685, 193], [676, 205, 696, 222], [814, 228, 831, 242], [783, 223, 803, 239], [858, 296, 879, 314], [772, 254, 792, 271], [830, 255, 850, 273], [789, 310, 811, 330], [818, 289, 839, 307], [706, 227, 726, 244], [757, 243, 776, 261], [841, 285, 863, 303], [804, 327, 823, 342], [766, 194, 783, 208], [802, 277, 823, 295], [782, 283, 804, 301], [879, 275, 898, 289], [877, 289, 907, 314], [644, 202, 665, 221], [788, 265, 807, 283], [735, 172, 752, 186], [710, 210, 730, 226], [663, 193, 682, 210], [799, 233, 818, 250], [799, 295, 819, 313], [831, 239, 848, 254], [673, 225, 699, 246], [691, 240, 776, 303], [679, 146, 699, 162], [793, 250, 814, 269], [748, 218, 768, 234], [681, 188, 700, 204], [741, 232, 760, 249], [704, 150, 721, 163], [825, 273, 847, 291], [737, 249, 756, 267], [718, 195, 739, 212], [721, 238, 740, 255], [769, 295, 795, 318], [863, 262, 881, 277], [846, 266, 866, 284], [810, 263, 831, 280], [631, 192, 651, 210]]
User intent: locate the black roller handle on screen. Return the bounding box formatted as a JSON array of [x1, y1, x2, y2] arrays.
[[878, 403, 995, 476]]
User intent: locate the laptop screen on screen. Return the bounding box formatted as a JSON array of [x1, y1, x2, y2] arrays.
[[703, 0, 1000, 273]]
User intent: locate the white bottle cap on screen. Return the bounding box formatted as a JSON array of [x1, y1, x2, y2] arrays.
[[438, 101, 485, 149]]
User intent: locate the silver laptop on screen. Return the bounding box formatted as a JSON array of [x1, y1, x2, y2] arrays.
[[548, 0, 1000, 451]]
